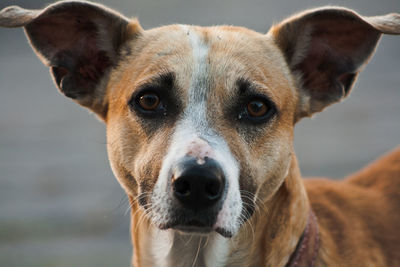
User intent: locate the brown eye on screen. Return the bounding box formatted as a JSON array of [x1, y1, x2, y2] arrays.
[[247, 100, 268, 117], [138, 93, 160, 110]]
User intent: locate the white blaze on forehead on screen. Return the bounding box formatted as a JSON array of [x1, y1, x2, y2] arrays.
[[184, 25, 209, 95], [181, 25, 210, 131]]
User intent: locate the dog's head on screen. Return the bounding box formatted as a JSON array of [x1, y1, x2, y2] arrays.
[[1, 1, 399, 237]]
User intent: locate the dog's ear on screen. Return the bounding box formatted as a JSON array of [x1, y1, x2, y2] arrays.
[[269, 7, 400, 118], [0, 1, 142, 120]]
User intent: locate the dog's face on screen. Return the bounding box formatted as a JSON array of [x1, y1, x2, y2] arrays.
[[107, 26, 297, 236], [1, 1, 398, 237]]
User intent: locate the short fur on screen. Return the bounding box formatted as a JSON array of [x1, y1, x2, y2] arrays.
[[1, 1, 399, 266]]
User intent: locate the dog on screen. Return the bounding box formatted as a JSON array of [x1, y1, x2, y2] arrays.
[[1, 1, 399, 266]]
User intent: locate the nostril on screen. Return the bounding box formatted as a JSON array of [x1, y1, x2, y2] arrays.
[[204, 180, 221, 199], [174, 178, 191, 197]]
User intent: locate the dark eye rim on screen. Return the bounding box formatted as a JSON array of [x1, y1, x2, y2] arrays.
[[238, 95, 277, 124]]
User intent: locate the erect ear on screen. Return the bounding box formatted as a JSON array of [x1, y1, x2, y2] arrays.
[[0, 1, 143, 120], [269, 7, 400, 119]]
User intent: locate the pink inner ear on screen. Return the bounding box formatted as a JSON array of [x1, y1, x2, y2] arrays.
[[26, 12, 112, 94], [295, 18, 380, 102]]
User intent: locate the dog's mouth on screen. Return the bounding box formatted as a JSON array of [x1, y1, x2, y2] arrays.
[[174, 220, 213, 234], [160, 220, 234, 238], [146, 188, 253, 239]]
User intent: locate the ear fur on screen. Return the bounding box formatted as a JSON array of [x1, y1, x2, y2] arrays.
[[0, 1, 143, 120], [269, 7, 400, 119]]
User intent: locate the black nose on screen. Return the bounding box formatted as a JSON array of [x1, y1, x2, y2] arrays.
[[172, 158, 226, 211]]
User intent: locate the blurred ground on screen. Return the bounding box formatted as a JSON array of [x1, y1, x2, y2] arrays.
[[0, 0, 399, 266]]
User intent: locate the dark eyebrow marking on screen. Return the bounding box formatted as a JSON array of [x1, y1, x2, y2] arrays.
[[159, 72, 175, 88], [140, 72, 175, 90], [236, 78, 276, 100], [236, 78, 254, 95]]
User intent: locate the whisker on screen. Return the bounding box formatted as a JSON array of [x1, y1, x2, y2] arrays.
[[191, 236, 202, 267]]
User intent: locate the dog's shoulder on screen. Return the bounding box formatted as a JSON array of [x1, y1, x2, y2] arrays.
[[304, 148, 400, 264], [305, 146, 400, 198], [304, 147, 400, 217], [346, 146, 400, 193]]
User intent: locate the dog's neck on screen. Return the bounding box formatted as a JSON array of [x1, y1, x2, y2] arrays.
[[129, 155, 311, 267], [224, 155, 311, 266]]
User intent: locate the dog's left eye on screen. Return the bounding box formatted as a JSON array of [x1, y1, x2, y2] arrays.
[[247, 100, 268, 117], [237, 96, 276, 124]]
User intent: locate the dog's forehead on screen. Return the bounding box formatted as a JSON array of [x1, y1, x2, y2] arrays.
[[114, 24, 294, 108]]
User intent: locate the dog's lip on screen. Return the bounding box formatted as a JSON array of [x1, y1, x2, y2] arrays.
[[160, 221, 233, 238], [215, 227, 233, 238], [174, 225, 213, 234], [169, 220, 212, 233]]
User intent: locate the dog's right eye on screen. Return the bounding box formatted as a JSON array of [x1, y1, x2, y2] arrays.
[[129, 89, 166, 117], [138, 92, 160, 111]]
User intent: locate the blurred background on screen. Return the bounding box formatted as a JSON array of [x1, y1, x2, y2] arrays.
[[0, 0, 399, 266]]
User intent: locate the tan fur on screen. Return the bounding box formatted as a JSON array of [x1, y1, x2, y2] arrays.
[[107, 23, 399, 266], [305, 148, 400, 266], [1, 2, 399, 266]]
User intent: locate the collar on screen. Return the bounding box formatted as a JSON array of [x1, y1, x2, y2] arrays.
[[285, 210, 320, 267]]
